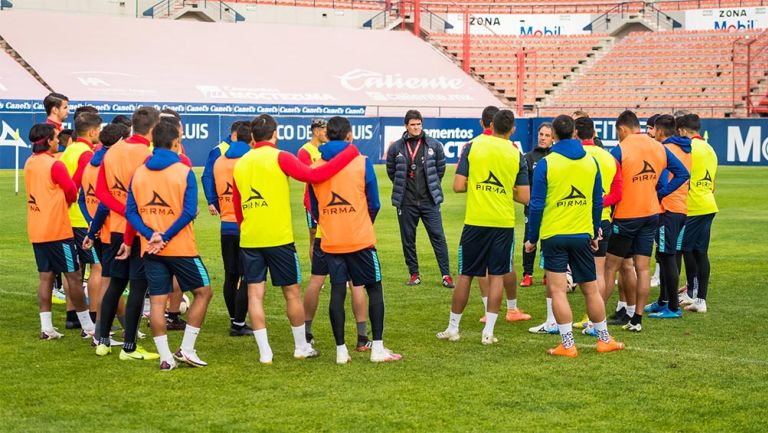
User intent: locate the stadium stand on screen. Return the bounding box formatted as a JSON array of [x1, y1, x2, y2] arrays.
[[539, 29, 766, 117]]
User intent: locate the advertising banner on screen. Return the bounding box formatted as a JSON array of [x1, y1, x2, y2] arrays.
[[446, 13, 591, 36], [685, 7, 768, 31]]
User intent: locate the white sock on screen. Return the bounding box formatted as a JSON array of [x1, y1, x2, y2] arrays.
[[181, 325, 200, 353], [337, 344, 349, 357], [593, 320, 610, 343], [253, 328, 273, 362], [626, 305, 636, 317], [483, 312, 498, 336], [448, 311, 462, 332], [481, 296, 488, 311], [153, 334, 173, 362], [233, 321, 245, 327], [291, 324, 308, 350], [76, 310, 95, 331], [40, 312, 53, 331], [506, 298, 517, 310], [371, 340, 384, 352], [616, 301, 627, 312], [558, 322, 575, 348], [652, 265, 660, 279], [546, 298, 555, 324]]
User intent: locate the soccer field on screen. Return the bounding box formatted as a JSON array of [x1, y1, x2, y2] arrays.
[[1, 165, 767, 432]]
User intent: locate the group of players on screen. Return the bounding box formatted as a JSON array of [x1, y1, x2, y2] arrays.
[[24, 92, 717, 368]]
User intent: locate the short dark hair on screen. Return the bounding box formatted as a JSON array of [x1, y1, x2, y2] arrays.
[[552, 115, 575, 141], [160, 115, 181, 131], [616, 110, 640, 130], [132, 106, 160, 136], [235, 122, 252, 143], [404, 110, 422, 125], [73, 105, 98, 120], [574, 117, 595, 140], [327, 116, 352, 141], [538, 122, 553, 134], [251, 114, 277, 142], [230, 120, 247, 133], [151, 120, 180, 150], [676, 113, 701, 133], [29, 123, 57, 153], [160, 108, 181, 120], [492, 110, 515, 136], [43, 92, 68, 116], [111, 115, 132, 130], [75, 112, 103, 136], [99, 124, 128, 148], [654, 115, 676, 138], [481, 105, 499, 128], [646, 114, 661, 128], [58, 130, 73, 150]]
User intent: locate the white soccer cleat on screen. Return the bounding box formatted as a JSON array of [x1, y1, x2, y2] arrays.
[[436, 329, 460, 341], [684, 299, 707, 313], [294, 345, 320, 360], [174, 349, 208, 367], [528, 321, 559, 334], [40, 328, 64, 340], [481, 334, 498, 345], [679, 292, 695, 306], [336, 352, 351, 365], [370, 347, 402, 363]]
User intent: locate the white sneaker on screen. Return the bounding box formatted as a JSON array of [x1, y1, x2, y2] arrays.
[[294, 345, 320, 359], [174, 348, 208, 367], [336, 351, 351, 365], [481, 334, 498, 345], [679, 292, 695, 306], [370, 347, 402, 363], [685, 299, 707, 313], [40, 328, 64, 340], [528, 321, 559, 334], [436, 328, 460, 341], [52, 286, 66, 302], [80, 328, 95, 339]]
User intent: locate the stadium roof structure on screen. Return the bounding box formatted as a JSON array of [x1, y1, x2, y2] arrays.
[[0, 10, 500, 113], [0, 49, 48, 100]]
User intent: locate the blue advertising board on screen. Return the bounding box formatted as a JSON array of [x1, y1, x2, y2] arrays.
[[2, 99, 768, 168]]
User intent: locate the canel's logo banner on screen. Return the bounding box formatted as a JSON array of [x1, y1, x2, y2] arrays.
[[446, 13, 591, 36], [685, 7, 768, 31]]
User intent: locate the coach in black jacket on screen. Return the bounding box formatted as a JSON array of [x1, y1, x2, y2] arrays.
[[386, 110, 454, 288]]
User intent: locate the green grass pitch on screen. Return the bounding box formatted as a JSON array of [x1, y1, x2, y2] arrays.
[[0, 165, 767, 432]]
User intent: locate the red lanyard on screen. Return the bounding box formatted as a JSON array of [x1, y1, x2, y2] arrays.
[[407, 139, 422, 162]]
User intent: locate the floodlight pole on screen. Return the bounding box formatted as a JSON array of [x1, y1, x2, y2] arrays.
[[462, 8, 470, 74]]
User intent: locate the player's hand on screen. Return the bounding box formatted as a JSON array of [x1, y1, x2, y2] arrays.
[[590, 239, 599, 252], [208, 204, 219, 216], [147, 232, 166, 254], [597, 227, 603, 241], [524, 241, 536, 253], [116, 243, 130, 260], [82, 236, 93, 250]]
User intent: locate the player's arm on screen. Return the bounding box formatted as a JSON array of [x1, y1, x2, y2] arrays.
[[591, 161, 604, 239], [657, 148, 690, 199], [88, 204, 109, 240], [278, 145, 359, 183], [385, 141, 398, 182], [364, 158, 381, 223], [603, 158, 623, 207], [72, 150, 93, 188], [94, 162, 126, 215], [232, 181, 243, 226], [161, 170, 199, 243], [125, 182, 154, 241], [51, 160, 77, 204], [78, 186, 92, 224], [453, 143, 471, 193], [513, 156, 530, 205], [297, 148, 312, 166], [609, 145, 623, 167], [201, 147, 221, 207], [308, 185, 320, 223], [526, 159, 548, 245]]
